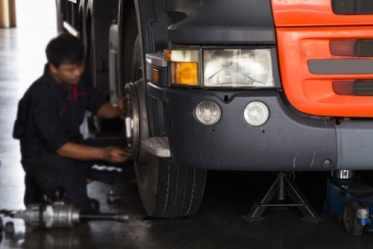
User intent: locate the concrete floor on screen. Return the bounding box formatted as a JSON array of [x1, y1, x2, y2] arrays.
[[1, 27, 373, 249]]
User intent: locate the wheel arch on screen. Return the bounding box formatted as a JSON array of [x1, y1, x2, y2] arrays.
[[125, 0, 182, 137], [118, 0, 138, 88]]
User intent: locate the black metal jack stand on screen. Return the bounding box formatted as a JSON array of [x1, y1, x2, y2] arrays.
[[243, 172, 322, 222]]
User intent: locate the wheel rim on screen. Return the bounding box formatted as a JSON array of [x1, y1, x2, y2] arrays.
[[124, 82, 140, 159]]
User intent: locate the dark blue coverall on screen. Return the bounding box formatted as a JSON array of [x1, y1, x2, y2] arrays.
[[12, 65, 124, 211]]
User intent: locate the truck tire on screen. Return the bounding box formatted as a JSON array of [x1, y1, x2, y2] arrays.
[[130, 36, 207, 217], [136, 155, 207, 217]]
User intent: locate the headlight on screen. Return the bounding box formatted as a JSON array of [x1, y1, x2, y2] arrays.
[[165, 50, 199, 87], [195, 101, 222, 125], [243, 101, 269, 127], [165, 48, 274, 88], [204, 49, 274, 88]]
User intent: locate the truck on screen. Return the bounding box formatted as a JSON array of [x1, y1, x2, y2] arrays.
[[55, 0, 373, 218]]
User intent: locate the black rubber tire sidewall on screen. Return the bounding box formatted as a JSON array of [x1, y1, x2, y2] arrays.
[[131, 35, 207, 218]]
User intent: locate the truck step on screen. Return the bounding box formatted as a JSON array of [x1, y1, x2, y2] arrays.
[[141, 137, 171, 158]]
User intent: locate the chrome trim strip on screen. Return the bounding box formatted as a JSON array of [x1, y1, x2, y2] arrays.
[[146, 53, 167, 67]]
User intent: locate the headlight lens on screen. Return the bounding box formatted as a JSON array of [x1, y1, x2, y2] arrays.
[[171, 62, 198, 86], [243, 101, 269, 127], [203, 49, 274, 88], [195, 101, 222, 125], [166, 48, 274, 88]]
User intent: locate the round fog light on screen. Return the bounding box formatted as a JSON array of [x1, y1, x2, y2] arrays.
[[244, 101, 269, 127], [195, 101, 222, 125]]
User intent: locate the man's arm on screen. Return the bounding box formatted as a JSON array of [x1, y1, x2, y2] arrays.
[[96, 96, 125, 119], [57, 142, 130, 163]]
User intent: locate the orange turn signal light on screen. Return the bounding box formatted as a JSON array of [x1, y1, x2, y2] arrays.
[[152, 69, 159, 82], [171, 62, 198, 86], [164, 49, 172, 61]]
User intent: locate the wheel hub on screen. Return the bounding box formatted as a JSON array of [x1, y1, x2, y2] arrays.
[[124, 80, 149, 162], [125, 82, 140, 159]]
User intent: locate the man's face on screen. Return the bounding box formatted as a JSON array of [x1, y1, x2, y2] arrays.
[[49, 61, 85, 86]]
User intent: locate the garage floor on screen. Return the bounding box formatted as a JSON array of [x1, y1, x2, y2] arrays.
[[1, 27, 373, 249]]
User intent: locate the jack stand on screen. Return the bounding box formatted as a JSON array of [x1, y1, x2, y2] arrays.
[[243, 172, 322, 222], [324, 170, 373, 236]]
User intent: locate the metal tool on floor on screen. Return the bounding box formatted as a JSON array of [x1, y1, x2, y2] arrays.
[[243, 172, 322, 222], [324, 170, 373, 236], [0, 204, 129, 228], [0, 188, 129, 228]]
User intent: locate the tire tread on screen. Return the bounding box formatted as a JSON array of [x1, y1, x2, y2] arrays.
[[156, 160, 206, 218]]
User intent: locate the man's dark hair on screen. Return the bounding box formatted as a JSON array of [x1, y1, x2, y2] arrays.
[[45, 32, 84, 67]]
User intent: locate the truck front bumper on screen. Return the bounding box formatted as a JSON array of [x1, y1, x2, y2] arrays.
[[148, 83, 373, 171]]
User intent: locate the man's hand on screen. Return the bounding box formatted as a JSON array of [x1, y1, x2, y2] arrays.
[[103, 147, 131, 164], [57, 143, 132, 162], [96, 96, 126, 119], [117, 96, 126, 112]]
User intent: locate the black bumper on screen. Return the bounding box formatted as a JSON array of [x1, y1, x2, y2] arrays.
[[147, 83, 373, 171]]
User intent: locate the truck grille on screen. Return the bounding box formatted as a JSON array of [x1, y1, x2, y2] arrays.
[[356, 40, 373, 56], [333, 80, 373, 96], [275, 27, 373, 117], [272, 0, 373, 117], [332, 0, 373, 15], [354, 80, 373, 95]]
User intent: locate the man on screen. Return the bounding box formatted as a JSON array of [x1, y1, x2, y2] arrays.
[[12, 32, 131, 212]]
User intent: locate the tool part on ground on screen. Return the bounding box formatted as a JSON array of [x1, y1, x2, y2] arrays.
[[7, 202, 129, 228], [1, 188, 129, 228], [324, 170, 373, 236]]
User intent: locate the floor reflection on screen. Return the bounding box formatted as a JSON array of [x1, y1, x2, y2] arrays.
[[1, 221, 93, 249]]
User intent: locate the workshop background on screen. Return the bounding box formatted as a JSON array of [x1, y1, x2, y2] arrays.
[[0, 1, 373, 248]]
